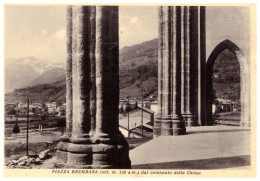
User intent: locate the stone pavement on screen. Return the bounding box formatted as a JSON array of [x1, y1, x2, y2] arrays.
[[130, 125, 251, 169]]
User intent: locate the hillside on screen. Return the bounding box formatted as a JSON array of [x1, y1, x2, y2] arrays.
[[5, 38, 159, 103], [119, 38, 158, 97], [212, 49, 240, 102], [5, 38, 241, 104], [5, 81, 66, 104]]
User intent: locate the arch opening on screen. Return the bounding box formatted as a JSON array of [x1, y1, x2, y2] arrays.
[[205, 39, 250, 127]]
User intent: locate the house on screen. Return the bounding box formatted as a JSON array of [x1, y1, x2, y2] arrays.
[[119, 100, 138, 113], [17, 102, 27, 108], [137, 100, 150, 109], [214, 98, 239, 113], [30, 103, 43, 115], [45, 102, 58, 115], [150, 100, 158, 114]]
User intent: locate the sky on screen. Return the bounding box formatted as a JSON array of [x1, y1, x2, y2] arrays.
[[4, 5, 251, 64], [4, 5, 158, 65]]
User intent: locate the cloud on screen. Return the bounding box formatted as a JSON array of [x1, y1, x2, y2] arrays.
[[129, 17, 139, 24], [53, 29, 66, 40], [41, 29, 47, 35]]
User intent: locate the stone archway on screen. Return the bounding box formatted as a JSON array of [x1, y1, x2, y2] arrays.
[[205, 39, 250, 127]]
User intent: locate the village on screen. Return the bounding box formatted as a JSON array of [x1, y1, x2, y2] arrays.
[[5, 93, 240, 140]]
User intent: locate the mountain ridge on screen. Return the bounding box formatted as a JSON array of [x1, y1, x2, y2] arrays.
[[5, 38, 240, 104], [4, 56, 65, 93]]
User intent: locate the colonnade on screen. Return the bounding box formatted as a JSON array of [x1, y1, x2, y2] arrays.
[[56, 5, 250, 168]]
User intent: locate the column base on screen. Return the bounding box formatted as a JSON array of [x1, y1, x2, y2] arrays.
[[66, 142, 93, 166], [92, 133, 131, 169], [92, 132, 115, 144], [57, 134, 71, 163], [182, 113, 199, 127], [70, 134, 91, 144], [153, 119, 162, 137], [154, 115, 186, 136], [57, 132, 131, 169], [56, 150, 68, 163]]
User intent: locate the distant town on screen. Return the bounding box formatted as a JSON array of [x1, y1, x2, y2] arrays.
[[5, 93, 240, 138]]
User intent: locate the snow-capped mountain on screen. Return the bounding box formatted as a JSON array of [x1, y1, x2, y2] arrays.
[[4, 57, 65, 93]]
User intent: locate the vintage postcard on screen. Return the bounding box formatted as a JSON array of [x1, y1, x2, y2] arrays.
[[1, 1, 257, 178]]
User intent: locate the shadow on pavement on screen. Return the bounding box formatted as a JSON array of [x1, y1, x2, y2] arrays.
[[131, 155, 250, 169]]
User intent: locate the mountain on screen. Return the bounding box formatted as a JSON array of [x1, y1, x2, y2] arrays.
[[5, 38, 241, 104], [5, 39, 158, 102], [119, 38, 158, 98], [28, 67, 65, 87], [4, 57, 64, 93]]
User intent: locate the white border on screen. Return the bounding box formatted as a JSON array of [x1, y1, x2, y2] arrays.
[[0, 1, 259, 181]]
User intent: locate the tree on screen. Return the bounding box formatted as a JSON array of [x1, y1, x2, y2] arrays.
[[12, 122, 20, 134]]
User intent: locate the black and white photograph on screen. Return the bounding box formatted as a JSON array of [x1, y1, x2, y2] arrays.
[[2, 2, 257, 178]]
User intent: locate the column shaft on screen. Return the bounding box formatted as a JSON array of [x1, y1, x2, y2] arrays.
[[94, 6, 119, 139], [65, 5, 73, 136], [67, 6, 95, 167], [181, 6, 200, 127], [155, 6, 186, 136], [71, 6, 92, 140], [71, 6, 79, 138], [199, 6, 207, 126], [89, 7, 96, 137], [162, 7, 171, 116], [57, 5, 73, 163], [93, 6, 131, 168], [171, 6, 180, 118], [154, 7, 164, 136]]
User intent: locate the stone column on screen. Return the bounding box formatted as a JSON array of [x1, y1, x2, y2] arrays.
[[181, 6, 199, 127], [154, 6, 186, 137], [57, 5, 73, 163], [66, 6, 95, 167], [57, 5, 130, 169], [198, 6, 207, 126], [89, 7, 97, 137], [154, 7, 164, 136], [92, 6, 131, 168], [239, 54, 250, 127]]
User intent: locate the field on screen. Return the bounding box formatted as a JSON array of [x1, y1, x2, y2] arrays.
[[5, 116, 64, 134]]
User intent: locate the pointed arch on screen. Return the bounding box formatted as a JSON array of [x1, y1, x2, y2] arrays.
[[205, 39, 250, 127]]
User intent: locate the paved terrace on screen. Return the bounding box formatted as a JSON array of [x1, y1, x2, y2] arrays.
[[130, 125, 251, 169]]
